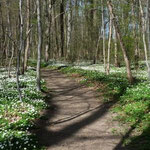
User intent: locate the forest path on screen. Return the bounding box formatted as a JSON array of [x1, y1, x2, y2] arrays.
[[35, 69, 124, 150]]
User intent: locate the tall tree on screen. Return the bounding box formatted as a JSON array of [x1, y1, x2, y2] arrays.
[[114, 27, 119, 67], [107, 0, 134, 83], [132, 0, 139, 70], [106, 13, 112, 75], [102, 0, 106, 71], [44, 0, 52, 62], [36, 0, 42, 91], [16, 0, 24, 101], [24, 0, 30, 71], [60, 0, 64, 58], [139, 0, 150, 78], [66, 0, 72, 59]]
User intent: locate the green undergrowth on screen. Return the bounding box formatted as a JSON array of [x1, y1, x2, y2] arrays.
[[60, 66, 129, 99], [0, 69, 47, 150], [28, 59, 49, 68], [59, 66, 150, 149]]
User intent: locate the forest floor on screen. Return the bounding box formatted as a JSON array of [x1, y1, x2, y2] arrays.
[[34, 69, 127, 150]]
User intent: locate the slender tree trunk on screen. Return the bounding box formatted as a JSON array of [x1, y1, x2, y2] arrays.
[[107, 0, 134, 83], [95, 32, 101, 64], [36, 0, 42, 91], [8, 42, 15, 77], [102, 0, 106, 71], [106, 15, 112, 75], [114, 27, 119, 67], [6, 0, 12, 68], [17, 0, 24, 101], [44, 0, 52, 62], [24, 0, 30, 71], [147, 0, 150, 52], [132, 1, 139, 70], [139, 0, 150, 78], [60, 0, 64, 58], [0, 2, 6, 66], [53, 6, 59, 59], [66, 0, 72, 59]]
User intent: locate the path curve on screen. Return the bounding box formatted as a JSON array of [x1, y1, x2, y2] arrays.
[[35, 69, 124, 150]]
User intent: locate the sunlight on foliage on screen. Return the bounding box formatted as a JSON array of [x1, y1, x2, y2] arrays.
[[58, 65, 150, 149]]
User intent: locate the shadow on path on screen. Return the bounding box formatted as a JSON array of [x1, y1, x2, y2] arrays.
[[33, 69, 125, 149], [35, 100, 118, 147]]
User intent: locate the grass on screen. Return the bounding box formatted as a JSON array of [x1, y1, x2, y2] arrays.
[[0, 68, 47, 150], [1, 62, 150, 149], [60, 66, 129, 98], [28, 59, 49, 68], [57, 65, 150, 150]]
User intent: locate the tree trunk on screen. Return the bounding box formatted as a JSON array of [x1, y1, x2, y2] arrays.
[[60, 0, 64, 58], [0, 2, 6, 66], [16, 0, 24, 101], [102, 0, 106, 71], [147, 0, 150, 52], [53, 5, 59, 59], [36, 0, 42, 91], [107, 0, 134, 83], [44, 0, 52, 62], [6, 0, 12, 68], [8, 42, 15, 77], [66, 0, 72, 59], [106, 15, 112, 75], [114, 27, 119, 67], [132, 0, 139, 70], [24, 0, 30, 71], [139, 0, 150, 78]]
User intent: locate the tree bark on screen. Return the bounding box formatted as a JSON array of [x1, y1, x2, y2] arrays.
[[132, 0, 139, 70], [106, 15, 112, 75], [24, 0, 30, 71], [6, 0, 12, 67], [139, 0, 150, 78], [44, 0, 52, 62], [114, 27, 119, 67], [66, 0, 72, 59], [8, 42, 15, 77], [36, 0, 42, 91], [16, 0, 24, 101], [60, 0, 64, 58], [107, 0, 134, 83], [147, 0, 150, 53], [102, 0, 106, 71], [53, 5, 59, 59]]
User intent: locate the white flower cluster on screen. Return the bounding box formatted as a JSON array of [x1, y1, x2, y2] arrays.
[[74, 64, 148, 80], [0, 68, 46, 149]]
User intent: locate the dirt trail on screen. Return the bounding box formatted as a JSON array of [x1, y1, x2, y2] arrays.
[[35, 69, 125, 150]]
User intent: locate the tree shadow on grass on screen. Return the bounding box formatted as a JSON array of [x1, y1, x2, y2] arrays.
[[114, 115, 150, 150]]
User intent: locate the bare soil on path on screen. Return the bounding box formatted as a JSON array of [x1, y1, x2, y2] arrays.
[[34, 69, 126, 150]]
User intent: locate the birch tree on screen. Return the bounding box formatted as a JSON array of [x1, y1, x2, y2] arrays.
[[66, 0, 72, 59]]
